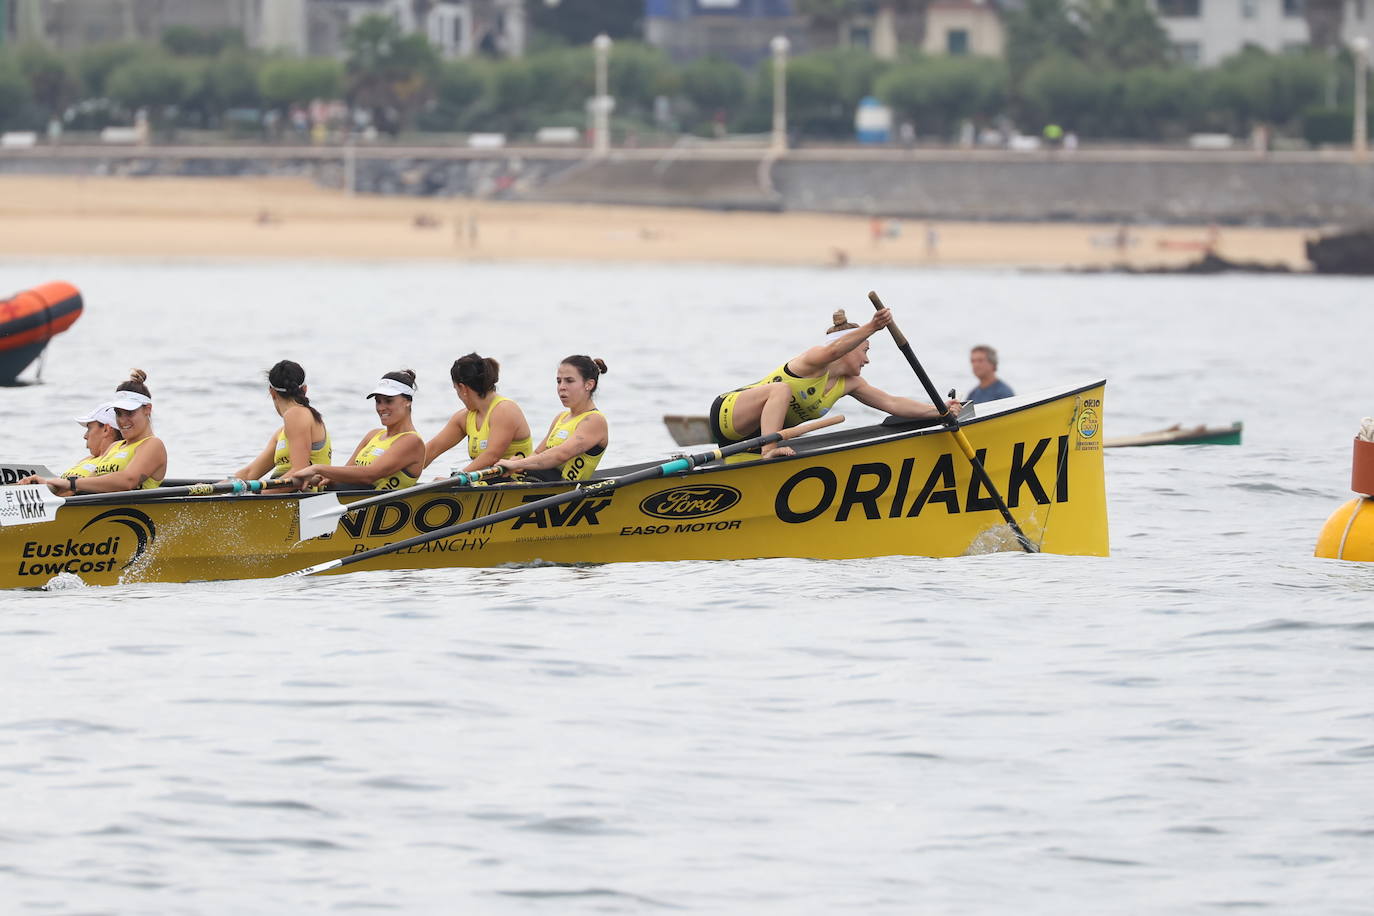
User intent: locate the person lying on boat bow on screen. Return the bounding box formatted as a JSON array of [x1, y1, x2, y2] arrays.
[[710, 308, 960, 459], [232, 360, 331, 487], [496, 355, 609, 482], [15, 401, 121, 490], [23, 369, 168, 494], [424, 353, 532, 478], [287, 370, 424, 492]]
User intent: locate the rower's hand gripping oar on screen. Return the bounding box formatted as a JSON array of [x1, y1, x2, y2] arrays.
[[296, 465, 508, 542], [867, 290, 1038, 554], [0, 477, 296, 528], [281, 414, 846, 579]]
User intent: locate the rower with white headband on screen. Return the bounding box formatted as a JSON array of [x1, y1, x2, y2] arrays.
[[11, 400, 123, 493], [707, 307, 960, 459], [232, 359, 331, 487], [21, 369, 169, 494], [288, 369, 423, 492]]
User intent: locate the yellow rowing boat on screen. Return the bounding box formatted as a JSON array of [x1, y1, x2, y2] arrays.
[[0, 380, 1108, 589]]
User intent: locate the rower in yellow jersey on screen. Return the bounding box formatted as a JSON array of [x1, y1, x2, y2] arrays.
[[289, 370, 424, 491], [710, 307, 960, 458], [24, 370, 169, 494], [497, 355, 609, 482], [233, 360, 331, 485], [423, 352, 532, 475], [13, 400, 122, 492]]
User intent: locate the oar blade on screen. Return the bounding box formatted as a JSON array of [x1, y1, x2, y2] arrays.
[[297, 492, 343, 542], [0, 484, 65, 527]]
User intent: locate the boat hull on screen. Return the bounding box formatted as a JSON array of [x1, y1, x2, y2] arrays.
[[0, 381, 1109, 589]]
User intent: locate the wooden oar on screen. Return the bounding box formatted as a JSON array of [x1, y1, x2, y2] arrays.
[[867, 290, 1037, 554], [296, 465, 509, 542], [281, 414, 846, 579], [0, 477, 296, 528]]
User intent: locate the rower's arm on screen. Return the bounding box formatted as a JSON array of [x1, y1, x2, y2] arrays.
[[848, 378, 952, 419], [789, 310, 890, 376], [423, 411, 468, 469], [501, 414, 606, 472], [76, 438, 168, 492]]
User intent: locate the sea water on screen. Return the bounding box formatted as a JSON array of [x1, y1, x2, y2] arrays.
[[0, 261, 1370, 913]]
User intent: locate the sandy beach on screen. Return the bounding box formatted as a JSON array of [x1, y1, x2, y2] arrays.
[[0, 176, 1313, 269]]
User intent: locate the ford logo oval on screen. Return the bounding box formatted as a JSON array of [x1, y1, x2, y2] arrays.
[[640, 485, 741, 520]]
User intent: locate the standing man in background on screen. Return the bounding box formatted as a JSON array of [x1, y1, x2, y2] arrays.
[[966, 345, 1014, 404]]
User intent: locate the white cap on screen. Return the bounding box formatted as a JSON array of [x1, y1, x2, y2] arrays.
[[365, 378, 415, 399], [74, 402, 118, 428], [108, 390, 152, 410]]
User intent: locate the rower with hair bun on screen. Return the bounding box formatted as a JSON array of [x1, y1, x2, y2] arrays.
[[24, 369, 168, 494], [289, 369, 424, 491], [233, 359, 331, 484], [709, 307, 960, 459], [423, 352, 533, 475], [497, 354, 609, 482]]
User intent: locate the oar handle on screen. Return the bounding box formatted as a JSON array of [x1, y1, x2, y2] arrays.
[[868, 290, 953, 425], [780, 413, 845, 440]]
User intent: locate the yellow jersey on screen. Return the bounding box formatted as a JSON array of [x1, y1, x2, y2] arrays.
[[91, 436, 163, 489], [61, 454, 103, 479], [353, 429, 421, 490], [751, 362, 846, 427], [545, 409, 606, 481], [271, 427, 332, 477], [466, 396, 532, 462]]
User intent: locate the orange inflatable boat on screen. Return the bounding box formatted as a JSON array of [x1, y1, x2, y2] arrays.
[[0, 282, 84, 383]]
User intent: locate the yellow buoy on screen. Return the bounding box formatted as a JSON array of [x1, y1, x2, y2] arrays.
[[1315, 496, 1374, 561]]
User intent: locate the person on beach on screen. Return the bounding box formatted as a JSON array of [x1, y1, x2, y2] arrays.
[[232, 360, 331, 483], [22, 370, 168, 493], [288, 370, 423, 491], [495, 356, 609, 482], [423, 353, 532, 475], [15, 401, 122, 490], [965, 345, 1015, 405], [709, 309, 960, 459]]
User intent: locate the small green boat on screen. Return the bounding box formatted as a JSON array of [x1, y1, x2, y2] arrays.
[[1103, 421, 1243, 448]]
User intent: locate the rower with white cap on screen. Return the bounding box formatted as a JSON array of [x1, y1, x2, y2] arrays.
[[20, 369, 168, 494], [288, 369, 424, 491]]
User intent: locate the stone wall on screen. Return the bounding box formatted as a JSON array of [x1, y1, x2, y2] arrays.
[[2, 146, 1372, 225]]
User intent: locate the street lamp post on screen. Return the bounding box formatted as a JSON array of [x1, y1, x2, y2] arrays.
[[1354, 36, 1369, 163], [770, 35, 790, 153], [593, 33, 613, 158]]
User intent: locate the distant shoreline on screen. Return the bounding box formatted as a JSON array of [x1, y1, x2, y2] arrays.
[[0, 176, 1312, 270]]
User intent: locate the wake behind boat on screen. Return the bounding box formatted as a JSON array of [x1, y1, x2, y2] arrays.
[[0, 379, 1108, 589]]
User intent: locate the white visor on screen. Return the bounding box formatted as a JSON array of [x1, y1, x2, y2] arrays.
[[74, 402, 118, 428], [365, 378, 415, 399], [108, 391, 152, 410]]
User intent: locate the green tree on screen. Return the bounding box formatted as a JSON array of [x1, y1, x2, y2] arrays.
[[1003, 0, 1086, 87], [345, 15, 441, 133], [161, 26, 245, 57], [876, 55, 1005, 137], [258, 58, 344, 108], [14, 42, 81, 117], [1115, 66, 1200, 137], [0, 55, 34, 128], [78, 42, 152, 97], [681, 56, 747, 121], [105, 56, 192, 112], [1079, 0, 1171, 70], [204, 49, 262, 110], [1021, 54, 1105, 132]]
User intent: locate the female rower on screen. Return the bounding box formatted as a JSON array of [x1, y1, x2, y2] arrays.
[[16, 401, 121, 490], [288, 369, 424, 491], [232, 360, 331, 483], [24, 370, 168, 493], [496, 355, 609, 482], [423, 353, 532, 474], [709, 307, 960, 458]]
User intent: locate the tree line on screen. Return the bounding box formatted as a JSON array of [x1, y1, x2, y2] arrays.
[[0, 1, 1367, 146]]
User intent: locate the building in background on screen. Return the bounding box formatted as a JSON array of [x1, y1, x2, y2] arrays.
[[0, 0, 526, 58], [922, 0, 1003, 56], [1152, 0, 1373, 66], [646, 0, 806, 66]]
